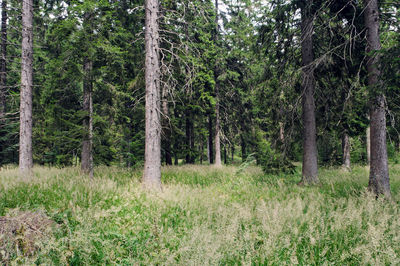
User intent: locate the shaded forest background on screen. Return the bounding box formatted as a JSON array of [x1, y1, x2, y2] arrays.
[[0, 0, 399, 170]]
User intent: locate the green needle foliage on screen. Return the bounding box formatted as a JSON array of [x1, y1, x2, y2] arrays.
[[1, 0, 398, 170]]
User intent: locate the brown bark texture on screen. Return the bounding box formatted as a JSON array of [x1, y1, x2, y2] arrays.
[[214, 96, 222, 166], [0, 0, 7, 117], [364, 0, 390, 198], [342, 132, 351, 170], [19, 0, 34, 174], [0, 0, 7, 162], [300, 1, 319, 184], [366, 126, 371, 164], [81, 57, 94, 178], [185, 110, 195, 164], [208, 115, 214, 164], [214, 0, 222, 166], [143, 0, 162, 189]]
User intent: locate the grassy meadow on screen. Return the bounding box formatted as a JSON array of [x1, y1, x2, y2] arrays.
[[0, 164, 400, 265]]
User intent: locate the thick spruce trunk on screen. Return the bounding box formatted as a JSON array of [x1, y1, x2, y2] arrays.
[[0, 0, 7, 117], [364, 0, 390, 198], [19, 0, 34, 174], [299, 1, 319, 185], [81, 57, 93, 178], [342, 132, 351, 170], [143, 0, 161, 188], [0, 0, 7, 164], [214, 0, 222, 166]]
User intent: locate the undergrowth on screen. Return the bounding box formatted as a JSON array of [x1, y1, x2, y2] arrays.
[[0, 164, 399, 264]]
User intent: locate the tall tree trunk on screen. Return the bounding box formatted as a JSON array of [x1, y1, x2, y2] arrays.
[[223, 145, 227, 164], [231, 144, 234, 163], [143, 0, 161, 188], [174, 147, 178, 165], [190, 119, 195, 163], [241, 134, 246, 162], [366, 126, 371, 164], [19, 0, 34, 174], [185, 113, 195, 164], [279, 122, 285, 144], [185, 110, 192, 164], [208, 115, 214, 164], [81, 57, 93, 178], [200, 136, 204, 164], [0, 0, 7, 164], [214, 0, 222, 166], [299, 1, 319, 185], [364, 0, 390, 198], [0, 0, 7, 117], [161, 86, 172, 165], [207, 132, 210, 163], [173, 108, 180, 166], [342, 132, 351, 170], [214, 94, 222, 166]]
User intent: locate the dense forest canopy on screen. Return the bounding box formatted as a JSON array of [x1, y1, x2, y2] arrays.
[[0, 0, 399, 193]]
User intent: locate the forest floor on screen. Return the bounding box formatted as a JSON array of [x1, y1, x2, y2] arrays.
[[0, 164, 399, 264]]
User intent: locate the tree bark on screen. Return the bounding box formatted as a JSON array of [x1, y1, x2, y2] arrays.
[[190, 118, 195, 163], [364, 0, 390, 198], [0, 0, 7, 117], [208, 114, 214, 164], [241, 134, 246, 162], [81, 57, 93, 178], [214, 0, 222, 166], [174, 149, 178, 165], [366, 126, 371, 164], [223, 145, 227, 164], [173, 108, 180, 166], [143, 0, 161, 189], [342, 132, 351, 170], [19, 0, 34, 174], [0, 0, 7, 164], [161, 85, 172, 165], [299, 1, 319, 185], [231, 144, 234, 163], [279, 122, 285, 143], [199, 136, 204, 164], [185, 110, 194, 164], [214, 92, 222, 166]]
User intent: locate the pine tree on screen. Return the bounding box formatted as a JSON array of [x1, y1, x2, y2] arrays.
[[299, 0, 319, 184], [143, 0, 162, 188], [81, 11, 94, 178], [364, 0, 391, 198], [19, 0, 34, 174]]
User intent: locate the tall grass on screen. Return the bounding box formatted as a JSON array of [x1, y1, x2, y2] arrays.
[[0, 164, 399, 264]]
